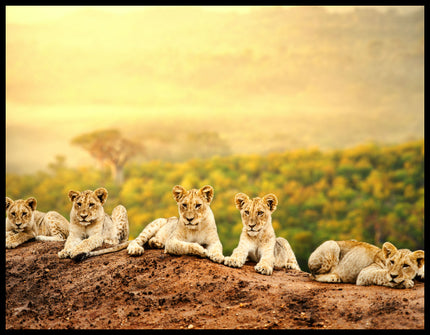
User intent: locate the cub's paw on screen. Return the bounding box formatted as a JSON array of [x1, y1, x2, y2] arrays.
[[6, 241, 19, 249], [255, 262, 273, 275], [148, 238, 164, 249], [6, 237, 34, 248], [286, 262, 301, 271], [224, 256, 244, 268], [396, 279, 414, 289], [127, 242, 144, 256], [315, 273, 341, 283], [191, 244, 208, 258], [209, 253, 225, 264], [58, 249, 70, 259]]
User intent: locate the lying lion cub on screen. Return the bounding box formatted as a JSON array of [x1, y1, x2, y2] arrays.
[[127, 185, 224, 263], [6, 197, 69, 248], [58, 188, 129, 261], [308, 240, 424, 288], [224, 193, 301, 275]]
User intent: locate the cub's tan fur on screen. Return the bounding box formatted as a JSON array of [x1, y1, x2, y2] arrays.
[[308, 240, 424, 288], [127, 185, 224, 263], [58, 188, 129, 261], [6, 197, 69, 248], [224, 193, 300, 275]]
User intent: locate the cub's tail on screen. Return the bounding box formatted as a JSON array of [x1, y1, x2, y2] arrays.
[[73, 241, 130, 262]]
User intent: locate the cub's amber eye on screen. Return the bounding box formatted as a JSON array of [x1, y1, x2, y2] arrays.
[[390, 260, 395, 265], [77, 202, 82, 207], [22, 212, 27, 217], [195, 204, 201, 209], [257, 211, 264, 216], [244, 210, 249, 215], [182, 203, 187, 208], [11, 212, 16, 217], [403, 264, 409, 268], [89, 203, 95, 208]]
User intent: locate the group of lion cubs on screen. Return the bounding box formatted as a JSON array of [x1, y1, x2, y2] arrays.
[[6, 185, 424, 289]]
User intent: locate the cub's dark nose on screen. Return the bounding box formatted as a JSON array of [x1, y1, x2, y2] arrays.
[[186, 217, 194, 223], [80, 214, 88, 219], [390, 274, 398, 280]]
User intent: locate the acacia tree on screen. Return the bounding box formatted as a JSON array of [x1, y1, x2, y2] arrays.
[[72, 129, 143, 185]]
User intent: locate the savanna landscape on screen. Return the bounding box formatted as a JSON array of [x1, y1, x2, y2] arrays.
[[5, 6, 424, 329]]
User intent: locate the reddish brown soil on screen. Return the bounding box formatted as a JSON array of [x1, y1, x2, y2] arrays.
[[5, 241, 424, 329]]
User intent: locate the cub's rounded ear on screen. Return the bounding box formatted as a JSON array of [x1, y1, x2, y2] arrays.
[[411, 250, 424, 269], [199, 185, 214, 203], [94, 188, 108, 205], [25, 197, 37, 211], [68, 190, 80, 202], [6, 197, 14, 210], [235, 193, 249, 210], [263, 193, 278, 212], [382, 242, 397, 259], [173, 185, 186, 203]]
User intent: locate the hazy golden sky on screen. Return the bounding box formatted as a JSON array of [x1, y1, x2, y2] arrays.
[[5, 5, 424, 174], [6, 5, 421, 24], [5, 6, 249, 24]]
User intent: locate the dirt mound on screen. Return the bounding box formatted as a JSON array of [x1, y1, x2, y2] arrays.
[[5, 241, 424, 329]]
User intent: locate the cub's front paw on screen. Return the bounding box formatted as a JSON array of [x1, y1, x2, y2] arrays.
[[6, 240, 19, 249], [286, 262, 301, 271], [396, 279, 414, 289], [224, 256, 244, 268], [191, 244, 208, 258], [58, 249, 70, 259], [209, 253, 225, 264], [148, 238, 164, 249], [127, 241, 144, 256], [255, 262, 273, 275], [6, 236, 34, 248]]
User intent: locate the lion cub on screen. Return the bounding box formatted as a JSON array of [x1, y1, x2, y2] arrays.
[[58, 188, 129, 261], [6, 197, 69, 248], [224, 193, 301, 275], [308, 240, 424, 289], [127, 185, 224, 263]]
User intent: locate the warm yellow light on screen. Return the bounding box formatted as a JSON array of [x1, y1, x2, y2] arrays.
[[6, 6, 79, 24], [5, 5, 256, 25]]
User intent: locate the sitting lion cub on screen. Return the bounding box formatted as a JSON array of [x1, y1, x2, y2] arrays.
[[224, 193, 301, 275], [58, 188, 129, 261], [127, 185, 224, 263], [6, 197, 69, 248], [308, 240, 424, 288]]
